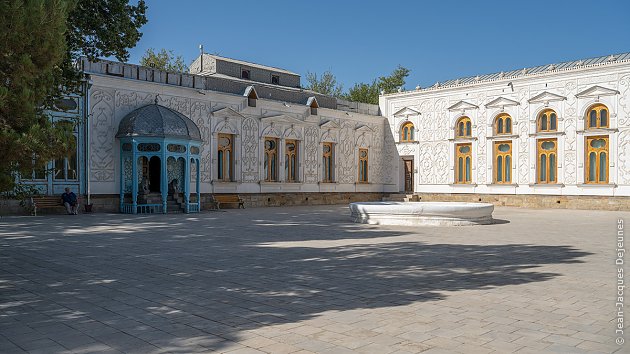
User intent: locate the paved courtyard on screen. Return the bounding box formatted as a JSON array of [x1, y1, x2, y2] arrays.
[[0, 205, 626, 353]]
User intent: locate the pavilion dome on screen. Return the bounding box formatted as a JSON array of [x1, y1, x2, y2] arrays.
[[116, 104, 201, 141]]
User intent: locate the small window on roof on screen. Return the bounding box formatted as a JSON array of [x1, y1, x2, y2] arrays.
[[271, 75, 280, 85], [241, 69, 250, 80], [311, 106, 318, 115]]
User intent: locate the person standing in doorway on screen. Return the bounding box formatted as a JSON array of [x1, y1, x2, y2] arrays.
[[61, 187, 79, 215]]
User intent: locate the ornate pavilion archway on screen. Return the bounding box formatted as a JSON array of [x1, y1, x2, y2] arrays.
[[116, 103, 202, 214]]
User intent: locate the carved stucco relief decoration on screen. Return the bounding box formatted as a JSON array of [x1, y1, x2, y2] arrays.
[[214, 119, 239, 135], [562, 80, 578, 184], [434, 98, 449, 141], [477, 125, 487, 185], [159, 95, 191, 117], [564, 119, 577, 185], [517, 120, 529, 184], [369, 125, 384, 184], [399, 144, 416, 156], [338, 121, 355, 184], [416, 99, 449, 142], [90, 89, 115, 182], [476, 93, 488, 184], [418, 142, 448, 184], [418, 143, 433, 184], [115, 91, 153, 117], [619, 74, 630, 126], [618, 130, 630, 184], [355, 133, 369, 149], [382, 126, 396, 185], [320, 129, 338, 143], [304, 126, 320, 184], [434, 142, 449, 183], [284, 126, 303, 140], [261, 124, 282, 138], [241, 117, 259, 182], [517, 90, 529, 184], [190, 101, 212, 182]]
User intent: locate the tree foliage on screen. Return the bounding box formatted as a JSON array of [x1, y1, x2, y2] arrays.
[[345, 80, 380, 105], [0, 0, 147, 193], [345, 65, 411, 104], [140, 48, 187, 72], [378, 65, 411, 95], [305, 71, 343, 98]]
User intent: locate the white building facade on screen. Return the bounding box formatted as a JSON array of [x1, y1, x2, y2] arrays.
[[14, 52, 630, 214], [380, 53, 630, 201], [80, 57, 388, 212]]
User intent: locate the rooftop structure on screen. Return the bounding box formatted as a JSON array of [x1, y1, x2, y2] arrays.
[[80, 58, 379, 115], [387, 51, 630, 95], [189, 53, 301, 88]]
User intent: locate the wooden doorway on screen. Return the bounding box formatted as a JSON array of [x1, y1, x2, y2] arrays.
[[403, 159, 413, 193]]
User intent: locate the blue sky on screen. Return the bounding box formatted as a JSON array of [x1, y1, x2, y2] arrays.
[[126, 0, 630, 91]]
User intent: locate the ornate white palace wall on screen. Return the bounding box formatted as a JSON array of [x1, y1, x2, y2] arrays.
[[86, 65, 388, 197], [380, 60, 630, 197]]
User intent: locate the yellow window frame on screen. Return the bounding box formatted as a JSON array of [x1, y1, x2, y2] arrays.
[[494, 113, 512, 135], [493, 141, 512, 184], [456, 117, 472, 137], [586, 104, 609, 129], [537, 138, 557, 184], [585, 135, 609, 184], [455, 143, 472, 184], [358, 148, 369, 183]]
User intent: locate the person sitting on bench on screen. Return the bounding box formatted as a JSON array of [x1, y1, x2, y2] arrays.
[[61, 187, 78, 215]]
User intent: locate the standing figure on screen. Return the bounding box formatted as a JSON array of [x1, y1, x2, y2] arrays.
[[139, 177, 150, 195], [168, 179, 179, 198]]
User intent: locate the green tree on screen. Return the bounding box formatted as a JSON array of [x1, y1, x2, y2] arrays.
[[345, 65, 411, 104], [0, 0, 147, 194], [378, 65, 411, 95], [62, 0, 148, 93], [345, 80, 380, 105], [140, 48, 188, 72], [305, 70, 343, 98]]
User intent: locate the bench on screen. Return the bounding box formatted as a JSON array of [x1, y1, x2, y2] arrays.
[[211, 194, 244, 210], [31, 196, 80, 216]]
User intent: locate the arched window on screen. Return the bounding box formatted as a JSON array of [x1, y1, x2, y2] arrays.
[[285, 140, 298, 182], [585, 136, 609, 184], [494, 141, 512, 184], [217, 134, 233, 181], [455, 143, 472, 184], [538, 109, 558, 132], [322, 142, 334, 182], [264, 138, 278, 182], [537, 139, 557, 184], [586, 104, 609, 129], [494, 114, 512, 135], [455, 116, 472, 138], [358, 149, 368, 183], [400, 122, 415, 142]]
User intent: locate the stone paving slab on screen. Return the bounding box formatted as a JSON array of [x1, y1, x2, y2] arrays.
[[0, 205, 627, 353]]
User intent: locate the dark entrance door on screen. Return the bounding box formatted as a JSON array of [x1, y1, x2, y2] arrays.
[[149, 156, 161, 192], [404, 159, 413, 193]]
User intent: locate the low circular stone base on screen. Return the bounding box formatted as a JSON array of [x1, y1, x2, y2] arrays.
[[349, 201, 495, 226]]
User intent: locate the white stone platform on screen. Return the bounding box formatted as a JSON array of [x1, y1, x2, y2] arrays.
[[349, 201, 495, 226]]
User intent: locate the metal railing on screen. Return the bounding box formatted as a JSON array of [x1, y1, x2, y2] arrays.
[[188, 202, 200, 213], [121, 203, 164, 214]]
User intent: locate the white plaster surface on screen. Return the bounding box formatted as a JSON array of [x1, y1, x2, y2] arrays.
[[349, 201, 494, 226]]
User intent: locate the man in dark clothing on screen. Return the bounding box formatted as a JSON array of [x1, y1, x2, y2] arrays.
[[61, 187, 78, 215]]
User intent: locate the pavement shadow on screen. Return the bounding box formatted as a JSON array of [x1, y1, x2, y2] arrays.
[[0, 206, 591, 353]]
